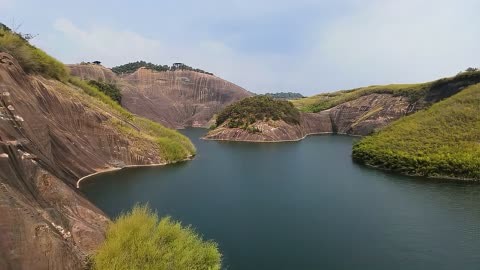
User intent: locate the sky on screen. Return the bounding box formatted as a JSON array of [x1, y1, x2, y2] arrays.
[[1, 0, 479, 95]]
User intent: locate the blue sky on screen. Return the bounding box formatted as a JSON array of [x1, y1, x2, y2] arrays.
[[2, 0, 479, 95]]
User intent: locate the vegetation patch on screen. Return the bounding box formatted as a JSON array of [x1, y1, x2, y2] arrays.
[[265, 92, 304, 100], [0, 24, 69, 81], [352, 83, 480, 180], [68, 77, 132, 119], [93, 205, 222, 270], [216, 95, 301, 130], [87, 80, 122, 104], [112, 61, 213, 75], [293, 71, 480, 112]]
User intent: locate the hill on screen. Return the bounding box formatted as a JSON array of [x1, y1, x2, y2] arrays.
[[352, 83, 480, 180], [205, 96, 329, 142], [69, 63, 252, 128], [0, 25, 195, 269], [292, 71, 480, 112], [207, 71, 480, 142]]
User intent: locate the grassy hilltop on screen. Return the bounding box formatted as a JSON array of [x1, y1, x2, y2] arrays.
[[293, 71, 480, 112], [353, 83, 480, 180]]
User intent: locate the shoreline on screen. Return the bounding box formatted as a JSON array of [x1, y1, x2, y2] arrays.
[[202, 131, 362, 143], [358, 161, 480, 182], [76, 156, 193, 188]]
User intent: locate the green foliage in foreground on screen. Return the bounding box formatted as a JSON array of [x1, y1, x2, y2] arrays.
[[293, 71, 480, 113], [216, 95, 301, 129], [352, 84, 480, 180], [94, 205, 222, 270], [0, 25, 69, 81], [87, 80, 122, 104]]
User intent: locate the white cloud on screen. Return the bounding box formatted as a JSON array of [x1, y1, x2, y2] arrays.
[[32, 0, 480, 95], [52, 18, 163, 66], [308, 0, 480, 89]]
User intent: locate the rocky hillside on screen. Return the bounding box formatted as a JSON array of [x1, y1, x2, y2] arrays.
[[0, 50, 195, 269], [205, 71, 480, 142], [69, 64, 252, 128]]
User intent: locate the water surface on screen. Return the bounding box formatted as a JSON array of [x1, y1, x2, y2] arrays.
[[82, 128, 480, 270]]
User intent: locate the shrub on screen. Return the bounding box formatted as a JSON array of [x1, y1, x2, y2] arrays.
[[216, 95, 301, 129], [87, 80, 122, 104], [0, 26, 69, 81], [93, 205, 222, 270]]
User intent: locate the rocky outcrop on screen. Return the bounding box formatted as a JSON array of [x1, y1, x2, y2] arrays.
[[327, 93, 413, 135], [0, 53, 178, 270], [68, 63, 118, 84], [69, 65, 252, 128], [204, 112, 332, 142]]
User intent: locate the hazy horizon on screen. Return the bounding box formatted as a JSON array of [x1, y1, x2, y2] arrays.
[[2, 0, 479, 95]]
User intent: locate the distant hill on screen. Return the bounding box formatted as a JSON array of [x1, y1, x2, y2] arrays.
[[265, 92, 304, 100], [69, 62, 252, 128]]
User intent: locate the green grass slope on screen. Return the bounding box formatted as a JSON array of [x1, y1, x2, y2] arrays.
[[352, 84, 480, 180], [293, 71, 480, 112]]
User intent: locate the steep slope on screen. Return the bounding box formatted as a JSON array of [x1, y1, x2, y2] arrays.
[[352, 83, 480, 180], [69, 64, 252, 128], [206, 71, 480, 142], [0, 52, 195, 269]]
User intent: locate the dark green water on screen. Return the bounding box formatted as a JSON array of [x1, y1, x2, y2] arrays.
[[82, 128, 480, 270]]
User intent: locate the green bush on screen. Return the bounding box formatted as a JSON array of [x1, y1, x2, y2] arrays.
[[216, 95, 301, 129], [352, 83, 480, 180], [94, 205, 222, 270], [0, 26, 69, 81], [87, 80, 122, 104]]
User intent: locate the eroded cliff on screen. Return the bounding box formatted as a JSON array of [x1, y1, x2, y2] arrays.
[[69, 65, 252, 128], [0, 53, 194, 270]]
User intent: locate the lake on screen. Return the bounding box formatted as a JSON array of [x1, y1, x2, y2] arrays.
[[81, 128, 480, 270]]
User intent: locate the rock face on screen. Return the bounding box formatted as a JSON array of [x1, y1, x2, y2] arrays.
[[327, 93, 412, 135], [0, 53, 172, 270], [205, 112, 332, 142], [69, 65, 252, 128]]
